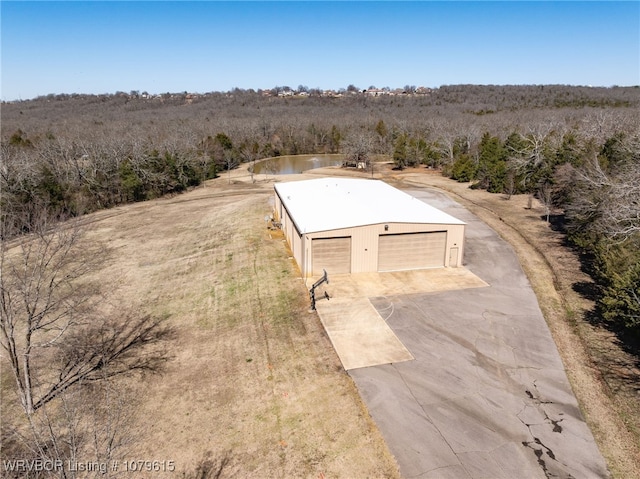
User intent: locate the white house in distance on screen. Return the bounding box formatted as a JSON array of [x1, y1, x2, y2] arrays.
[[273, 178, 466, 278]]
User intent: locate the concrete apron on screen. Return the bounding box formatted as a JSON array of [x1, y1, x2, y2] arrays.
[[313, 269, 488, 370]]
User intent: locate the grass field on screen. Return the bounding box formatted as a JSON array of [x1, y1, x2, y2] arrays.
[[77, 179, 400, 478]]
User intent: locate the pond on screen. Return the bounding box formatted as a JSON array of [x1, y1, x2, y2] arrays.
[[250, 154, 343, 175]]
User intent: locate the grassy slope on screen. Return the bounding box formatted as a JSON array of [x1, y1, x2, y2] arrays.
[[81, 180, 399, 478]]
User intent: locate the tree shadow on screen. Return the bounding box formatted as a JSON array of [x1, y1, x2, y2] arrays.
[[615, 326, 640, 360], [546, 213, 567, 235], [547, 213, 600, 277], [187, 452, 231, 479], [584, 293, 640, 370], [546, 213, 640, 361], [572, 281, 600, 302]]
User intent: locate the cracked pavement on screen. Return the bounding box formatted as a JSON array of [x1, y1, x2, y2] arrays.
[[349, 189, 610, 479]]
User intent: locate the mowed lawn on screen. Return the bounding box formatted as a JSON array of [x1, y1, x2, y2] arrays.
[[82, 180, 399, 478]]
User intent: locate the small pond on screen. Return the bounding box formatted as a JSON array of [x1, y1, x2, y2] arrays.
[[250, 154, 343, 175]]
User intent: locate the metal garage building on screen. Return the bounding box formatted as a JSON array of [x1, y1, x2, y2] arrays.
[[273, 178, 466, 278]]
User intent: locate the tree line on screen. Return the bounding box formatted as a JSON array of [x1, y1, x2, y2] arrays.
[[433, 126, 639, 341], [2, 86, 638, 220]]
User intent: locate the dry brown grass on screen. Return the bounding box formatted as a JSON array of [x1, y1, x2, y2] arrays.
[[77, 179, 400, 478]]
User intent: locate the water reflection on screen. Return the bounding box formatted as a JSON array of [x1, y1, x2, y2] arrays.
[[250, 154, 343, 175]]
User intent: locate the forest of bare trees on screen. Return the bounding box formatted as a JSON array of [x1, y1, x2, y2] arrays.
[[1, 84, 639, 474], [2, 85, 637, 219]]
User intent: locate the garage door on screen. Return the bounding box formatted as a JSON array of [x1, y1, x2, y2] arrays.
[[312, 237, 351, 275], [378, 232, 446, 271]]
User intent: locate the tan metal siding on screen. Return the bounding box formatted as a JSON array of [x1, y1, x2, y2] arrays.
[[275, 186, 466, 277], [312, 237, 351, 275], [278, 205, 304, 274], [449, 247, 459, 267], [378, 232, 447, 271]]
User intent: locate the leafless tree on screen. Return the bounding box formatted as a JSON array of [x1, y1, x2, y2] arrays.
[[342, 130, 374, 169], [565, 152, 640, 242], [1, 208, 174, 478], [506, 123, 558, 190], [262, 158, 278, 180], [2, 85, 638, 223], [431, 119, 481, 168], [580, 111, 621, 145], [537, 181, 554, 223], [0, 209, 174, 417], [224, 150, 238, 184], [504, 168, 517, 200], [3, 378, 139, 479]]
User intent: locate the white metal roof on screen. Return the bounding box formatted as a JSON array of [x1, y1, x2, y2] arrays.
[[274, 178, 465, 234]]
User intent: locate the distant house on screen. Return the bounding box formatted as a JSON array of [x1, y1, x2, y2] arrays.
[[364, 88, 386, 97], [415, 86, 433, 95]]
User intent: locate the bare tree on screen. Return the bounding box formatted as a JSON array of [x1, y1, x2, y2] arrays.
[[342, 131, 374, 169], [431, 119, 481, 169], [0, 209, 174, 417], [224, 150, 238, 184], [537, 180, 554, 223], [262, 158, 278, 180], [566, 152, 640, 241], [580, 111, 621, 145], [504, 168, 517, 200], [1, 208, 174, 478], [2, 377, 140, 479], [505, 123, 558, 190]]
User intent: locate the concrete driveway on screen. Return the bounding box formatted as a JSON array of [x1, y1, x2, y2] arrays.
[[314, 269, 487, 370], [348, 189, 610, 479]]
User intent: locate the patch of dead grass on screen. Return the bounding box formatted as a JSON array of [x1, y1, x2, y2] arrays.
[[79, 179, 400, 478]]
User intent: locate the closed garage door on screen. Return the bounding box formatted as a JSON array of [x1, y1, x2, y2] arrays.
[[312, 237, 351, 275], [378, 232, 447, 271]]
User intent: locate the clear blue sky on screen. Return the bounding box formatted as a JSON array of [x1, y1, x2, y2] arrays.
[[1, 1, 638, 100]]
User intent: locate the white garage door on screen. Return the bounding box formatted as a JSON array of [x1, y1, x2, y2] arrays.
[[378, 232, 447, 271], [312, 237, 351, 275]]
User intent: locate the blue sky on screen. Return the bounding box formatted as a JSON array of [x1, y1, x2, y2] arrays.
[[1, 1, 639, 100]]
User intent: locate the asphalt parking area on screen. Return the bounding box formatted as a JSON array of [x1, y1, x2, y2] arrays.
[[347, 189, 610, 479]]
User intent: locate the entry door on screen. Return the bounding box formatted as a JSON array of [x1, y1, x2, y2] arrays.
[[312, 237, 351, 275], [378, 232, 446, 271], [449, 247, 459, 267]]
